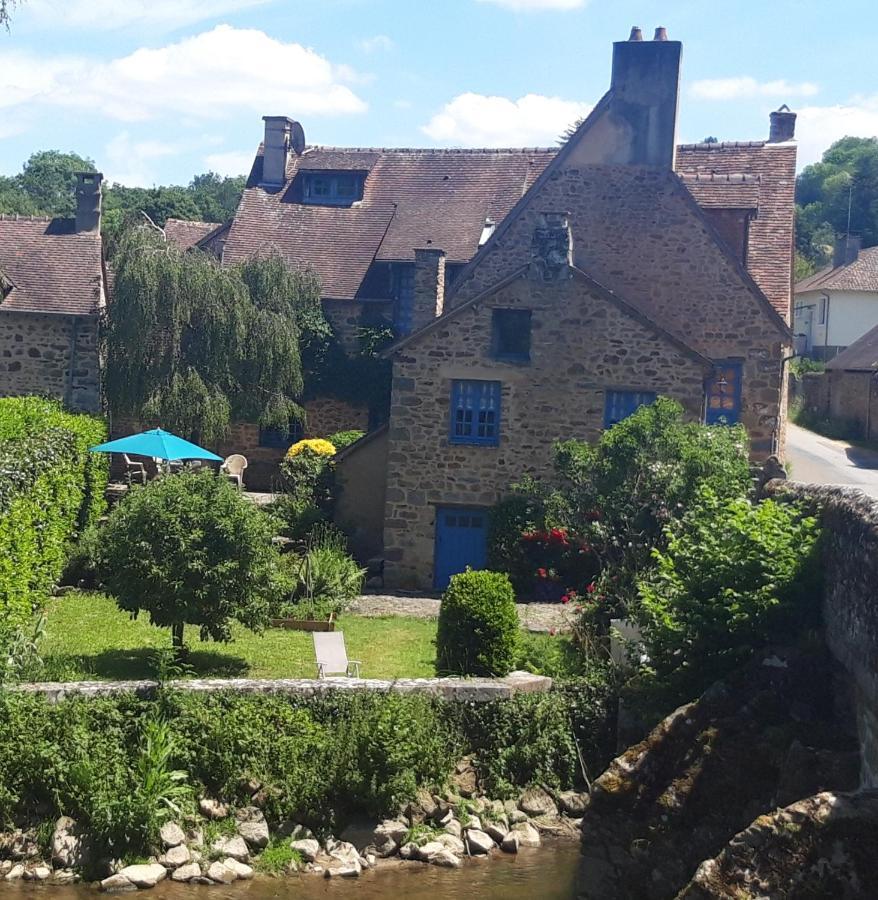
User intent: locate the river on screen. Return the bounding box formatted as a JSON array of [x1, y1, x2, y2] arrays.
[[1, 841, 581, 900]]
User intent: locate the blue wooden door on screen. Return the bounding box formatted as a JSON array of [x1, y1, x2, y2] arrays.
[[434, 507, 489, 590], [705, 361, 743, 425]]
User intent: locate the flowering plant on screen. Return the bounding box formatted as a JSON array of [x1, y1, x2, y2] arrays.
[[285, 438, 336, 460], [519, 526, 599, 603]]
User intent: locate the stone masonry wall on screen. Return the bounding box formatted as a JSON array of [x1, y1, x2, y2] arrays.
[[449, 165, 790, 456], [0, 311, 101, 413], [384, 273, 707, 589], [766, 480, 878, 787]]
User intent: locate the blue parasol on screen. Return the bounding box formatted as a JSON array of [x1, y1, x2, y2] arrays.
[[89, 428, 223, 462]]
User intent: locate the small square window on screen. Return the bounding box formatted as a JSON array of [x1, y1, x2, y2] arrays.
[[449, 380, 501, 446], [491, 309, 531, 362], [603, 390, 657, 429], [258, 420, 303, 449]]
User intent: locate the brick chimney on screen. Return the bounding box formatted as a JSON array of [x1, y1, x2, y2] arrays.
[[261, 116, 305, 188], [410, 247, 446, 334], [74, 172, 102, 233], [609, 25, 682, 168], [768, 104, 797, 143], [833, 235, 861, 268]]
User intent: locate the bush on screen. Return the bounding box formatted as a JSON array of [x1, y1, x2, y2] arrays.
[[280, 438, 336, 510], [635, 487, 822, 709], [436, 570, 519, 676], [0, 397, 107, 667], [96, 469, 282, 649], [328, 430, 365, 451], [267, 493, 327, 543]]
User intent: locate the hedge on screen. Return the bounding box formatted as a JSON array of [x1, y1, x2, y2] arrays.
[[0, 398, 107, 652]]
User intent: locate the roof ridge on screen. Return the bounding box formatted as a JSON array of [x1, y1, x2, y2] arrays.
[[677, 140, 768, 150], [0, 214, 59, 223], [677, 172, 761, 182], [301, 145, 559, 155]]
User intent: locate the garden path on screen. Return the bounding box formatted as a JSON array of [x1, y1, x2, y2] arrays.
[[351, 594, 571, 633]]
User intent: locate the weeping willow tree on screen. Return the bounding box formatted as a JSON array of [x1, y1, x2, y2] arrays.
[[106, 226, 324, 445]]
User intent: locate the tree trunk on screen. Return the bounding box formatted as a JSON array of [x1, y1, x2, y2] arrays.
[[171, 622, 185, 655]]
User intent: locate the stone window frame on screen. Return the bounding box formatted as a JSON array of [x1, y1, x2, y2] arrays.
[[490, 308, 532, 363], [448, 379, 501, 446]]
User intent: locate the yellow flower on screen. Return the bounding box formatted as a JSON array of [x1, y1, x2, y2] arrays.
[[285, 438, 337, 459]]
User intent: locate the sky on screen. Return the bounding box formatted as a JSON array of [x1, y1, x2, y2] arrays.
[[2, 0, 877, 187]]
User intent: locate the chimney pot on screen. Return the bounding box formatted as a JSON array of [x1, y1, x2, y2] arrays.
[[629, 26, 643, 41], [74, 172, 103, 234], [653, 26, 668, 41], [260, 116, 305, 188], [768, 104, 797, 143]]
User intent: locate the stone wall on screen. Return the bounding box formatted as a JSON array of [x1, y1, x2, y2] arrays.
[[0, 311, 101, 413], [335, 427, 388, 560], [383, 272, 707, 589], [766, 480, 878, 787]]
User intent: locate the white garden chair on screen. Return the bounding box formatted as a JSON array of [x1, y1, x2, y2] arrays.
[[122, 453, 147, 485], [221, 454, 248, 490], [313, 632, 361, 679]]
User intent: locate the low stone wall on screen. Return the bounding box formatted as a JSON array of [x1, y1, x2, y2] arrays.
[[766, 479, 878, 788], [14, 671, 552, 705]]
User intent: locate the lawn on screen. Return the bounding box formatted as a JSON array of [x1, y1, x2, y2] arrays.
[[38, 591, 440, 681]]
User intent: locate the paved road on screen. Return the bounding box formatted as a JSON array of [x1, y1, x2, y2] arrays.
[[786, 423, 878, 498]]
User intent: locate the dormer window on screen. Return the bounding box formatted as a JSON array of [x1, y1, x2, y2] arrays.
[[301, 171, 365, 205]]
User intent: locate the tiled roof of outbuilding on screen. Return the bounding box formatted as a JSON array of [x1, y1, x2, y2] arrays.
[[795, 246, 878, 293], [221, 145, 556, 299], [163, 218, 224, 252], [0, 216, 104, 316]]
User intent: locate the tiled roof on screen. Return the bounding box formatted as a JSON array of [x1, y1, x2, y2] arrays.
[[825, 321, 878, 371], [676, 142, 797, 320], [0, 216, 104, 317], [795, 246, 878, 293], [222, 145, 556, 300], [677, 172, 760, 209], [164, 218, 223, 252]]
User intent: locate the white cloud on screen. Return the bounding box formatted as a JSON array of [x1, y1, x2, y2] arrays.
[[422, 92, 590, 146], [104, 131, 180, 186], [23, 0, 270, 31], [690, 76, 819, 102], [795, 96, 878, 168], [0, 26, 366, 125], [204, 150, 255, 177], [476, 0, 586, 10], [359, 34, 394, 53]]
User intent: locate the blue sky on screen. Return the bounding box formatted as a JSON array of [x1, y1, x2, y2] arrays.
[[2, 0, 877, 186]]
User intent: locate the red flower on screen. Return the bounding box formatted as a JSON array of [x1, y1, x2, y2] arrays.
[[549, 627, 557, 636], [537, 568, 547, 579], [586, 582, 596, 594], [561, 595, 569, 604]]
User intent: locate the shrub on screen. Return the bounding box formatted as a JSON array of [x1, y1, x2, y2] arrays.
[[327, 430, 365, 451], [280, 438, 336, 510], [96, 469, 282, 650], [0, 397, 107, 668], [635, 487, 822, 709], [267, 493, 327, 543], [436, 570, 519, 676]]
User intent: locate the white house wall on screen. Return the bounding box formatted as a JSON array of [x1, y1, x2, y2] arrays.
[[794, 289, 878, 355]]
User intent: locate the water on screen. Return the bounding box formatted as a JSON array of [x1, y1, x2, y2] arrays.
[[3, 841, 581, 900]]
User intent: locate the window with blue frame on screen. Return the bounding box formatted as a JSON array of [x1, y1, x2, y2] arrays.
[[491, 308, 531, 362], [301, 171, 364, 206], [449, 380, 501, 446], [258, 420, 304, 449], [603, 390, 657, 428], [705, 361, 743, 425]]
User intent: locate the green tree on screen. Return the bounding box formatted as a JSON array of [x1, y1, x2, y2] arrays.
[[0, 175, 37, 215], [188, 172, 247, 222], [97, 469, 281, 650], [796, 137, 878, 266], [106, 225, 323, 444], [17, 150, 96, 217]]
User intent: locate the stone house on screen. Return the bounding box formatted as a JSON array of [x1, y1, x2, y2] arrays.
[[0, 173, 106, 413], [335, 28, 798, 590], [794, 239, 878, 360]]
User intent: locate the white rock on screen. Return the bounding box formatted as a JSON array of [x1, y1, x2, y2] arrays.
[[463, 814, 482, 832], [32, 865, 52, 881], [290, 838, 320, 863], [207, 862, 236, 884], [558, 791, 590, 816], [118, 863, 167, 888], [236, 807, 269, 849], [372, 819, 408, 857], [159, 822, 186, 849], [511, 821, 541, 847], [444, 818, 462, 838], [100, 873, 135, 892], [223, 858, 253, 880], [325, 865, 360, 878], [430, 849, 461, 868], [52, 816, 91, 869], [415, 841, 445, 862], [501, 832, 520, 854], [436, 834, 466, 855], [398, 842, 418, 860], [5, 864, 25, 881], [518, 787, 558, 818], [52, 869, 77, 884], [198, 798, 228, 820], [158, 844, 190, 869], [328, 841, 361, 870], [465, 829, 495, 855], [170, 863, 201, 883], [0, 861, 12, 876], [212, 835, 249, 862], [508, 808, 528, 824]]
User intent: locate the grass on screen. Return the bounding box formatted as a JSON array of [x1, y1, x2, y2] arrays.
[[37, 591, 439, 682]]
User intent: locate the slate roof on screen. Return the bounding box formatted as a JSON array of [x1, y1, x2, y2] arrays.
[[795, 246, 878, 293], [163, 218, 223, 252], [676, 141, 797, 319], [825, 321, 878, 371], [0, 216, 104, 316], [221, 145, 556, 300]]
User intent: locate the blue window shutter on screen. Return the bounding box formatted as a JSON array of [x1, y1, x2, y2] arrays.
[[604, 390, 657, 428], [449, 380, 501, 446]]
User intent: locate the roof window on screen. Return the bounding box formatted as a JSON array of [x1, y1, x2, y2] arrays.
[[301, 172, 365, 206]]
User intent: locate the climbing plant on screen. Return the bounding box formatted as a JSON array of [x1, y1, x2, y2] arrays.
[[106, 226, 323, 445]]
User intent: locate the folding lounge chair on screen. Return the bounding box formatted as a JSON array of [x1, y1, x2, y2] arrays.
[[313, 631, 361, 678]]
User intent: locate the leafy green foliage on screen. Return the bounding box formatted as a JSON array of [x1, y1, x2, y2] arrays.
[[0, 398, 107, 669], [328, 430, 366, 451], [0, 151, 96, 217], [436, 570, 519, 676], [255, 839, 303, 875], [96, 470, 281, 647], [106, 225, 322, 444], [796, 137, 878, 267], [636, 488, 822, 707]]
